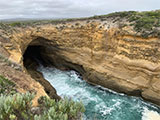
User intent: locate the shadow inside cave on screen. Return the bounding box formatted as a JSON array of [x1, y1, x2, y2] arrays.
[[23, 45, 61, 100], [23, 45, 47, 69]]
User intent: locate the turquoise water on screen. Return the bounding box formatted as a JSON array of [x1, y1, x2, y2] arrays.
[[38, 66, 160, 120]]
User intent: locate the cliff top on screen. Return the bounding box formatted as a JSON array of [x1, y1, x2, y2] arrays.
[[0, 10, 160, 38], [0, 9, 160, 108]]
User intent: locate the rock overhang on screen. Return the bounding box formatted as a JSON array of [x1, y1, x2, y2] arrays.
[[1, 10, 160, 106]]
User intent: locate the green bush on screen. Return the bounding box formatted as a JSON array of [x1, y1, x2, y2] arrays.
[[9, 22, 22, 27], [0, 92, 35, 120], [107, 10, 160, 38], [36, 96, 85, 120], [0, 76, 85, 120], [127, 10, 160, 37], [0, 93, 85, 120], [0, 75, 16, 95]]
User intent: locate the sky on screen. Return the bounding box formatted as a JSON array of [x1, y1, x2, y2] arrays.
[[0, 0, 160, 20]]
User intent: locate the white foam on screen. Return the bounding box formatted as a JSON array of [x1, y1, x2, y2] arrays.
[[95, 85, 125, 96], [101, 106, 114, 115], [38, 65, 160, 120], [142, 107, 160, 120], [99, 100, 121, 116]]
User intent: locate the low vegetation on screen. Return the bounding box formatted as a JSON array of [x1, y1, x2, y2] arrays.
[[0, 75, 85, 120], [0, 75, 16, 95], [0, 10, 159, 38], [35, 96, 85, 120], [0, 54, 22, 71], [94, 10, 160, 38]]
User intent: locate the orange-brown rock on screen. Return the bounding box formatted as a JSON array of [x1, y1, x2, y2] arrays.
[[0, 55, 47, 106], [0, 13, 160, 106]]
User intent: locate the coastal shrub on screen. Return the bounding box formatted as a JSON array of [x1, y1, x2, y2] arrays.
[[104, 10, 160, 38], [0, 93, 85, 120], [9, 22, 22, 27], [0, 76, 85, 120], [0, 75, 16, 95], [36, 96, 85, 120], [1, 10, 159, 38], [94, 10, 160, 38], [75, 23, 80, 26], [0, 92, 35, 120], [127, 10, 160, 37]]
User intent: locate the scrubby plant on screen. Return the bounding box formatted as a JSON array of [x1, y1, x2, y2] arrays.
[[108, 10, 160, 38], [36, 96, 85, 120], [75, 23, 80, 26], [0, 93, 85, 120], [0, 55, 14, 67], [9, 22, 22, 27], [89, 10, 160, 38], [0, 76, 85, 120], [130, 11, 160, 38], [0, 92, 35, 120], [0, 75, 16, 95]]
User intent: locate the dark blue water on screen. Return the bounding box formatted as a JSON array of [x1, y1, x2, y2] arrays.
[[38, 66, 160, 120]]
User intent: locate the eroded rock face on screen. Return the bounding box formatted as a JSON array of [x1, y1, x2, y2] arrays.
[[1, 17, 160, 106], [0, 53, 48, 106]]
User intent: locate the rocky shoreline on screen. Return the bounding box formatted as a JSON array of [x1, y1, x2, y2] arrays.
[[0, 10, 160, 106]]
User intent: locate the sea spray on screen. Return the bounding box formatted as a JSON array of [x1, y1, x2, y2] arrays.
[[38, 65, 160, 120], [142, 107, 160, 120]]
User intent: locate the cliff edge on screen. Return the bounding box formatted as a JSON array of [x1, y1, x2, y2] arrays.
[[0, 10, 160, 105]]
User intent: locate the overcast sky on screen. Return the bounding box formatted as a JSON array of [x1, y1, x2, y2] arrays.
[[0, 0, 160, 20]]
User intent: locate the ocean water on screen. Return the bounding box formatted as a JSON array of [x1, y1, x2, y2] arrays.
[[38, 66, 160, 120]]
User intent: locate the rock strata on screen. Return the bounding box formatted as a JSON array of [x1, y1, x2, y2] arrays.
[[0, 10, 160, 105]]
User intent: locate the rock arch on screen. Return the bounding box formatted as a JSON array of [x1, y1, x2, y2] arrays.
[[6, 23, 160, 106]]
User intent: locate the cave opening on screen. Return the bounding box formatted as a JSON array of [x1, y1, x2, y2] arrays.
[[23, 45, 41, 69], [23, 43, 85, 74], [23, 45, 51, 69], [23, 44, 61, 100]]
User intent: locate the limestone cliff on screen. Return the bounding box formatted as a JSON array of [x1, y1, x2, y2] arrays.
[[0, 10, 160, 105]]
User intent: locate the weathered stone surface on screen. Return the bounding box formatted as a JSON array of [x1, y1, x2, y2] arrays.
[[0, 56, 47, 106], [0, 16, 160, 106]]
